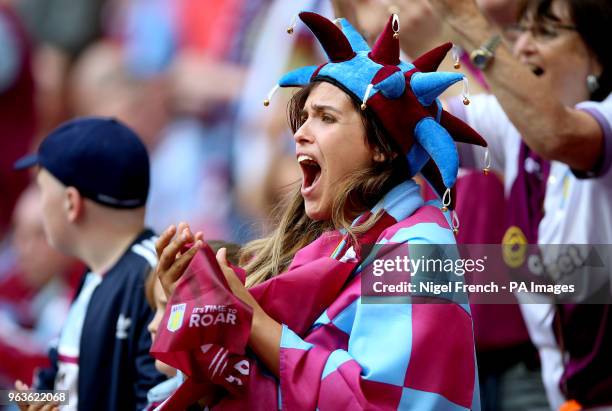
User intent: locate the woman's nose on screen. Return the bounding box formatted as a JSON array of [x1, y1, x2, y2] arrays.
[[513, 30, 538, 59], [294, 121, 314, 144]]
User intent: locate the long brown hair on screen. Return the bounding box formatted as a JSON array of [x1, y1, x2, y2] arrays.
[[240, 81, 410, 287]]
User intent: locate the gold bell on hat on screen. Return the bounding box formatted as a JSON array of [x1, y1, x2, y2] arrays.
[[361, 84, 374, 111], [263, 85, 279, 108], [287, 14, 297, 35], [452, 210, 460, 235], [462, 76, 470, 105], [451, 45, 461, 69]]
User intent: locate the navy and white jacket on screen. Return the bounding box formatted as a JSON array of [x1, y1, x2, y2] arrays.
[[36, 229, 165, 411]]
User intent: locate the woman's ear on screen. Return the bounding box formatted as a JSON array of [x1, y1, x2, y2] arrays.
[[373, 146, 386, 163], [64, 187, 84, 223], [373, 146, 398, 163]]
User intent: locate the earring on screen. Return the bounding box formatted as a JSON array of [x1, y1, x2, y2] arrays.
[[587, 74, 599, 94]]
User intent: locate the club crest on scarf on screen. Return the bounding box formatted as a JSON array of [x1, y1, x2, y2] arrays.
[[167, 303, 186, 332], [265, 11, 487, 209]]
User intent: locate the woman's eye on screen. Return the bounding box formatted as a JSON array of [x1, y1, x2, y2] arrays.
[[538, 26, 558, 38], [322, 115, 335, 123]]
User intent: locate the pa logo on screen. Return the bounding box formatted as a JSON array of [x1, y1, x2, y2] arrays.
[[167, 303, 187, 332]]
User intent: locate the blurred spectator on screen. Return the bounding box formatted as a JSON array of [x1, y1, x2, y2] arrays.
[[15, 117, 165, 410], [0, 4, 36, 242], [0, 185, 80, 388], [16, 0, 105, 56], [335, 1, 541, 409], [431, 0, 612, 408], [14, 0, 108, 138], [104, 0, 279, 242], [68, 39, 233, 238], [69, 41, 167, 148], [110, 0, 177, 78]]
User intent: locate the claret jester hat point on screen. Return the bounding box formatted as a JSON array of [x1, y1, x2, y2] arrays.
[[265, 11, 488, 211]]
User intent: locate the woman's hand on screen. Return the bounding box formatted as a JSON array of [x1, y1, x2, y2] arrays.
[[215, 248, 282, 377], [426, 0, 492, 48], [155, 222, 204, 298], [391, 0, 446, 56], [215, 248, 258, 308], [427, 0, 481, 22]]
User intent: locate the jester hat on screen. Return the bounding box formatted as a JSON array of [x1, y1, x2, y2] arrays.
[[267, 12, 487, 208]]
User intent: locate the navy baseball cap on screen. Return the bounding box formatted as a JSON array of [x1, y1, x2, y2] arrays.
[[15, 117, 150, 209]]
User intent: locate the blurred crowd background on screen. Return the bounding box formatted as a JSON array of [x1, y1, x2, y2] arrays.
[[0, 0, 336, 395], [0, 0, 606, 409]]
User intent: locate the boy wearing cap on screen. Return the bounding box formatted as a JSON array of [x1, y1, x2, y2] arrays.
[[14, 117, 165, 411]]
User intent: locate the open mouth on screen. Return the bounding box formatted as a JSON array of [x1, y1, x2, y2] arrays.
[[298, 154, 322, 191], [529, 64, 545, 76]]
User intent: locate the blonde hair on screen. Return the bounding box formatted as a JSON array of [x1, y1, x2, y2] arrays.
[[240, 82, 410, 287]]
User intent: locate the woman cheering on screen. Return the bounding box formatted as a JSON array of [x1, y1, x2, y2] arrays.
[[155, 11, 486, 411]]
